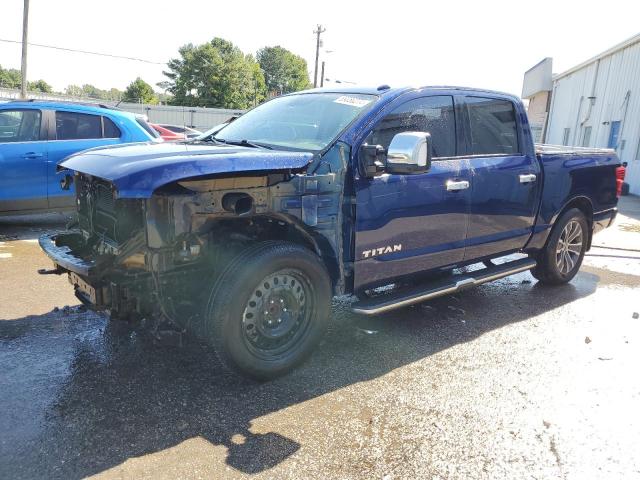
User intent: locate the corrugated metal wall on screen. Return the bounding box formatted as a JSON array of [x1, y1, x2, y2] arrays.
[[0, 88, 244, 132], [546, 39, 640, 194], [119, 103, 244, 132]]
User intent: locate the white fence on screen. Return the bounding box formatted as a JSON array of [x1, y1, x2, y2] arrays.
[[0, 87, 244, 132]]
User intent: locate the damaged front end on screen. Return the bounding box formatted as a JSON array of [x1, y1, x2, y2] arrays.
[[40, 174, 156, 316], [39, 143, 351, 323]]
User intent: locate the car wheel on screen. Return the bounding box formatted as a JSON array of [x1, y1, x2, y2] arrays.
[[202, 241, 331, 380], [531, 208, 588, 285]]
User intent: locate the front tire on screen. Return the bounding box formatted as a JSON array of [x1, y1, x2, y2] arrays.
[[531, 208, 588, 285], [203, 241, 331, 380]]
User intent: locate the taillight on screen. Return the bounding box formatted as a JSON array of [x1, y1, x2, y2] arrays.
[[615, 165, 626, 197]]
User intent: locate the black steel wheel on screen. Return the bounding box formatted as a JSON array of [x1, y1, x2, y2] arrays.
[[241, 270, 314, 358], [531, 208, 588, 285], [203, 241, 331, 380]]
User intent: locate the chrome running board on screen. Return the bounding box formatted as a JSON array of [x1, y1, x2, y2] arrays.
[[351, 257, 536, 315]]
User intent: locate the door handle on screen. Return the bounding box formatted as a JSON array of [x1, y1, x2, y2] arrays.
[[519, 173, 537, 184], [22, 152, 44, 159], [446, 180, 470, 191]]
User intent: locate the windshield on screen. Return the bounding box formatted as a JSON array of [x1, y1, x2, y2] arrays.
[[203, 93, 377, 151]]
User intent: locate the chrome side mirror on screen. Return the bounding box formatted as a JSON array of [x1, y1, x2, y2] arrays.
[[386, 131, 432, 174]]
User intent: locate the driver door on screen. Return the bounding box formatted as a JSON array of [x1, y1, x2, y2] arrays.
[[353, 95, 470, 290]]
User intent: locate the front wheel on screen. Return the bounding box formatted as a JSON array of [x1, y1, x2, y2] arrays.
[[531, 208, 588, 285], [203, 241, 331, 380]]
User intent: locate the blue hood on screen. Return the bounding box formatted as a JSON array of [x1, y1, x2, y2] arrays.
[[61, 142, 314, 198]]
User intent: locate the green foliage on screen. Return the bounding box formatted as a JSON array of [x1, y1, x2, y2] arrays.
[[257, 46, 311, 95], [122, 77, 158, 104], [106, 88, 124, 101], [27, 79, 53, 93], [0, 66, 53, 93], [81, 84, 106, 99], [0, 65, 22, 89], [163, 38, 266, 108], [64, 84, 84, 97], [63, 84, 123, 100]]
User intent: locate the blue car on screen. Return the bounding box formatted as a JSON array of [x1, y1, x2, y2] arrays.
[[0, 100, 158, 215]]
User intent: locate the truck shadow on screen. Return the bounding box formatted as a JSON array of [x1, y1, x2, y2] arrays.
[[0, 267, 629, 479]]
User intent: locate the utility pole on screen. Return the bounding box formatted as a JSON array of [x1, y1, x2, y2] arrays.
[[313, 24, 326, 88], [320, 61, 325, 87], [20, 0, 30, 98]]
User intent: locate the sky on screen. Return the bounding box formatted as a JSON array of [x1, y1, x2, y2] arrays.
[[0, 0, 639, 98]]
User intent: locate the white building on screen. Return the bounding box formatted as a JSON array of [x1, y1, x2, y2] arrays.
[[523, 33, 640, 194]]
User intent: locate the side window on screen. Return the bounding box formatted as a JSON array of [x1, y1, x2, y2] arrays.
[[55, 111, 102, 140], [367, 96, 456, 158], [136, 117, 160, 138], [0, 109, 41, 143], [467, 97, 519, 155], [102, 116, 121, 138]]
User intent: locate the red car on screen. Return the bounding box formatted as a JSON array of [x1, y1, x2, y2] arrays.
[[149, 123, 186, 141]]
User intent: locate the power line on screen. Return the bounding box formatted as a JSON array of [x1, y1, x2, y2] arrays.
[[0, 38, 165, 65]]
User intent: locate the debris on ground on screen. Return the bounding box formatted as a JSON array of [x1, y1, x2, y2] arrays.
[[633, 312, 639, 319], [356, 328, 379, 335], [585, 336, 592, 344]]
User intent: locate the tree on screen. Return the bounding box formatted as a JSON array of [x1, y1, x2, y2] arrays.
[[81, 84, 106, 99], [0, 65, 22, 89], [105, 88, 123, 101], [64, 84, 84, 97], [122, 77, 158, 104], [163, 38, 266, 109], [28, 79, 53, 93], [0, 66, 52, 93], [257, 46, 311, 95]]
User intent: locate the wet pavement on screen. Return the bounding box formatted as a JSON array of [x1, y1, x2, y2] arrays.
[[1, 199, 639, 480]]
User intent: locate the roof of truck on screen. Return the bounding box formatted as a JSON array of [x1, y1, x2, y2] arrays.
[[297, 85, 520, 101]]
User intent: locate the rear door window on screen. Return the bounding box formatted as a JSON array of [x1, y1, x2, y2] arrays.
[[102, 116, 121, 138], [55, 111, 103, 140], [466, 97, 519, 155], [367, 95, 456, 158], [0, 109, 42, 143]]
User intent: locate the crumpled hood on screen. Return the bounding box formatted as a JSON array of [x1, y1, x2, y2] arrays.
[[61, 142, 314, 198]]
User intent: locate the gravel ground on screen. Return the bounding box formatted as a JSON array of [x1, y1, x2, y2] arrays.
[[1, 199, 639, 480]]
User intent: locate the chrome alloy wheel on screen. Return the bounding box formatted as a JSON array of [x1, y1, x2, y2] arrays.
[[241, 271, 312, 357], [555, 220, 583, 274]]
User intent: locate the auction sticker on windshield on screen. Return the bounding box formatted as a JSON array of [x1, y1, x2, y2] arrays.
[[333, 96, 372, 108]]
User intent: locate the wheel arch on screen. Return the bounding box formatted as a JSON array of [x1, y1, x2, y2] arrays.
[[554, 196, 594, 250], [199, 214, 341, 293]]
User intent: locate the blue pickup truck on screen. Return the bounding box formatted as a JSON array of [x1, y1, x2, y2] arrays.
[[39, 86, 621, 379], [0, 100, 157, 215]]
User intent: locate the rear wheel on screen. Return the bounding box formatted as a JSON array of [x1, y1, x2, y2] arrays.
[[531, 208, 588, 285], [202, 241, 331, 380]]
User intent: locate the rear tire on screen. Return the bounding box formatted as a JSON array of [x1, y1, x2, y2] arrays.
[[531, 208, 588, 285], [202, 241, 331, 380]]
